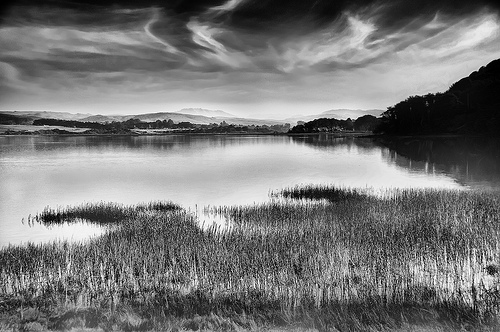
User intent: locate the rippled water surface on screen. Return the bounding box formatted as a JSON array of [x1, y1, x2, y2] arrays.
[[1, 134, 499, 247]]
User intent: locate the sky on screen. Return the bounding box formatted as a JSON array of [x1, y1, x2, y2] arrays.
[[0, 0, 500, 119]]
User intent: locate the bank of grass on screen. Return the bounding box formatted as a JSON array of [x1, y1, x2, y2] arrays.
[[1, 187, 500, 331]]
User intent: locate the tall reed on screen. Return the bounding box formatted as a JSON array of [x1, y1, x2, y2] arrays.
[[2, 187, 500, 329]]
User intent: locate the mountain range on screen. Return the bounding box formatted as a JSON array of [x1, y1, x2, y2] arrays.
[[79, 112, 285, 126], [0, 110, 92, 121], [1, 108, 382, 127], [0, 110, 279, 126], [174, 108, 235, 118]]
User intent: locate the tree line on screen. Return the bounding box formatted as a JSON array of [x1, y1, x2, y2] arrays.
[[31, 118, 291, 134], [289, 58, 500, 136], [288, 115, 381, 133], [376, 58, 500, 135]]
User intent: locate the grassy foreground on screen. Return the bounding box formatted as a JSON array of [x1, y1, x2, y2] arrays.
[[1, 187, 500, 331]]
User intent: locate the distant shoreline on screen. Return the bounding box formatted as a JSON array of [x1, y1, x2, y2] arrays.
[[0, 125, 374, 138], [1, 124, 496, 139], [0, 131, 284, 137], [1, 132, 492, 139]]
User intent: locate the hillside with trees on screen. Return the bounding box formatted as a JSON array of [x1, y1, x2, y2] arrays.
[[288, 115, 381, 133], [376, 58, 500, 136], [0, 113, 32, 125]]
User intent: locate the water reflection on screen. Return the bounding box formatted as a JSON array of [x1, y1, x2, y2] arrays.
[[193, 206, 233, 232], [291, 135, 500, 189], [0, 135, 287, 153], [374, 136, 500, 188], [2, 134, 497, 247], [11, 219, 107, 246], [290, 135, 377, 151]]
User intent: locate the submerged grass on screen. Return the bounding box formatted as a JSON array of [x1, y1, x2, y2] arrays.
[[1, 187, 500, 331], [27, 201, 181, 225]]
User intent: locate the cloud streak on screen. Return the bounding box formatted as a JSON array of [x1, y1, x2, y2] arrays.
[[208, 0, 248, 13], [143, 8, 179, 54]]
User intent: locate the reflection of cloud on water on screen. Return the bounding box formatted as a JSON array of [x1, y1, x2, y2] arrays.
[[1, 134, 289, 155], [191, 205, 233, 233], [11, 219, 108, 247], [191, 198, 331, 235]]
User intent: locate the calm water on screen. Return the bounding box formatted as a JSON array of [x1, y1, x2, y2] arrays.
[[1, 134, 499, 247]]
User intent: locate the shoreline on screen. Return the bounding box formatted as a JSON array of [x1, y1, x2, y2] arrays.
[[0, 127, 377, 138], [2, 126, 497, 139]]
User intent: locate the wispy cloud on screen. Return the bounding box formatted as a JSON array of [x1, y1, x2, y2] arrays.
[[143, 8, 179, 54], [186, 19, 254, 69], [277, 14, 377, 73], [0, 0, 499, 117], [209, 0, 248, 14]]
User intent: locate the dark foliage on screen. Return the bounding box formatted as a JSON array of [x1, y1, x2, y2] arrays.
[[289, 117, 354, 133], [289, 115, 381, 133], [31, 201, 180, 225], [376, 58, 500, 136], [0, 113, 32, 125], [281, 185, 367, 202], [30, 118, 291, 134], [354, 115, 381, 132]]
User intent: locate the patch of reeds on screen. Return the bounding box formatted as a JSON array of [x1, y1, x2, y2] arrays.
[[2, 187, 500, 331], [278, 184, 368, 202], [27, 201, 180, 225]]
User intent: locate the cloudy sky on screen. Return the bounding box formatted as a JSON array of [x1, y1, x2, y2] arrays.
[[1, 0, 499, 119]]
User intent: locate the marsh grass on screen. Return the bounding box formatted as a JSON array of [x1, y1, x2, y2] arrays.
[[26, 201, 180, 225], [278, 185, 368, 202], [1, 187, 500, 331]]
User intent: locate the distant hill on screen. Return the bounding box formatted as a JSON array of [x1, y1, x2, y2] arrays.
[[80, 114, 124, 122], [1, 110, 91, 121], [2, 110, 287, 127], [377, 58, 500, 135], [3, 108, 386, 129], [79, 112, 210, 124], [285, 109, 383, 124], [175, 108, 235, 118], [134, 110, 284, 126], [126, 112, 214, 124], [130, 112, 284, 126], [0, 112, 32, 125]]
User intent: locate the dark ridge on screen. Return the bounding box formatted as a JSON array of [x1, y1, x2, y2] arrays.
[[376, 58, 500, 136]]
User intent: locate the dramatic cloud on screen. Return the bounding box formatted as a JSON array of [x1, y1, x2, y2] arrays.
[[1, 0, 499, 118]]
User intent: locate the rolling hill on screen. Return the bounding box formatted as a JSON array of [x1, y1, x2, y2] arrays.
[[174, 108, 235, 118], [285, 109, 383, 125], [377, 58, 500, 135], [1, 109, 287, 127], [2, 108, 385, 129]]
